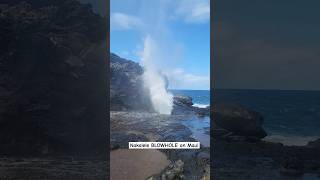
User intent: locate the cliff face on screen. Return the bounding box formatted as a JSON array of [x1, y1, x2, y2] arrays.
[[0, 0, 107, 155], [110, 53, 154, 111]]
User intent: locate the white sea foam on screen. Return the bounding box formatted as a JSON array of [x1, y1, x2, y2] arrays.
[[192, 103, 209, 108], [263, 135, 319, 146]]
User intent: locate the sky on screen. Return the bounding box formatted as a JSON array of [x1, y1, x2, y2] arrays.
[[110, 0, 210, 90], [214, 0, 320, 90]]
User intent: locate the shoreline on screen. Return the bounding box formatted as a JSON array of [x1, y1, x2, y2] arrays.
[[263, 134, 320, 146], [110, 111, 210, 179]]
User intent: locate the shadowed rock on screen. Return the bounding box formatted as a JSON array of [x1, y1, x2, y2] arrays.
[[0, 0, 107, 156], [213, 104, 267, 140]]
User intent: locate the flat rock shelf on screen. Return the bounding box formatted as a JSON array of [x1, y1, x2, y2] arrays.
[[110, 149, 170, 180], [110, 111, 210, 180]]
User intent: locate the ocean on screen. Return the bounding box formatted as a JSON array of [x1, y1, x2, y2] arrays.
[[170, 89, 320, 146], [216, 89, 320, 145]]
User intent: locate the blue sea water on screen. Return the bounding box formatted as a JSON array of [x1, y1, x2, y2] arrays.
[[216, 89, 320, 145], [170, 89, 320, 145]]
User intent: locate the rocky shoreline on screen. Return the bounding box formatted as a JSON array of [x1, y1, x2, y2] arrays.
[[212, 104, 320, 179], [211, 97, 316, 179], [110, 104, 320, 180], [109, 53, 320, 179], [110, 110, 210, 180]]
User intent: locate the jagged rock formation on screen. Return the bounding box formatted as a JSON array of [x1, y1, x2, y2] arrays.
[[172, 95, 210, 117], [110, 53, 154, 111], [0, 0, 107, 156]]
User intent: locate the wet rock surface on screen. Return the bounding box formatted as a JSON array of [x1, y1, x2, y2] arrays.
[[110, 111, 210, 180]]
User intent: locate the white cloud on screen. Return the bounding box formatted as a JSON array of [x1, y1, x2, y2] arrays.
[[111, 12, 143, 30], [175, 0, 210, 24], [165, 68, 210, 90]]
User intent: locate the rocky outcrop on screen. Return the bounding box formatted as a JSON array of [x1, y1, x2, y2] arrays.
[[173, 96, 193, 107], [172, 95, 210, 117], [213, 104, 267, 140], [160, 160, 185, 180], [146, 160, 185, 180], [110, 55, 211, 116], [0, 0, 107, 156], [165, 94, 267, 140], [110, 53, 154, 111], [172, 96, 194, 115], [307, 138, 320, 149]]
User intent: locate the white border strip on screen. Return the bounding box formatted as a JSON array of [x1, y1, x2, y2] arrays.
[[129, 142, 200, 149]]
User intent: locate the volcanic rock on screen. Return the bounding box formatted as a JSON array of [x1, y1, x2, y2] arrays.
[[110, 53, 154, 111], [213, 104, 267, 140], [0, 0, 107, 156]]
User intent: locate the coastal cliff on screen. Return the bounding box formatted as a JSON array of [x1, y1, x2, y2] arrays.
[[0, 0, 107, 156]]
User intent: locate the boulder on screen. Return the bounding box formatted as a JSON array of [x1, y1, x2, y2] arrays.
[[307, 138, 320, 149], [172, 95, 194, 115], [213, 104, 267, 140], [173, 96, 193, 107], [172, 95, 210, 116]]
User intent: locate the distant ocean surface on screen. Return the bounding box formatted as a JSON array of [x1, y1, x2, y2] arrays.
[[170, 90, 210, 108], [216, 89, 320, 145], [170, 89, 320, 145]]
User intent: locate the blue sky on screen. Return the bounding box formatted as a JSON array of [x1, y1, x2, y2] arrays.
[[110, 0, 210, 90]]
